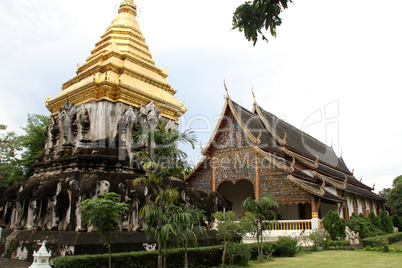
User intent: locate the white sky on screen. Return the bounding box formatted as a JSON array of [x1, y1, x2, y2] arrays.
[[0, 0, 401, 193]]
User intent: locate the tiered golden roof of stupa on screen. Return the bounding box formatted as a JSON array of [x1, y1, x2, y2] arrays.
[[46, 0, 187, 122]]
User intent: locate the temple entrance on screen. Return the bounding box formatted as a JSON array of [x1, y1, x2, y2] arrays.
[[217, 179, 254, 219]]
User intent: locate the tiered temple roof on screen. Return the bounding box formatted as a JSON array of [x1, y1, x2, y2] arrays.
[[188, 90, 385, 203], [45, 0, 187, 122]]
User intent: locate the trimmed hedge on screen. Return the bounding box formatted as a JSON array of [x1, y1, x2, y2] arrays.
[[361, 232, 402, 247], [53, 237, 299, 268], [53, 244, 247, 268]]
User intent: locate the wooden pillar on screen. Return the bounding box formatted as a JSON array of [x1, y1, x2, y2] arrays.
[[211, 157, 216, 192], [254, 151, 260, 200], [311, 196, 319, 219]]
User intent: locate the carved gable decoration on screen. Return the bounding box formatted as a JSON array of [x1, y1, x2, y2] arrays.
[[214, 112, 251, 151]]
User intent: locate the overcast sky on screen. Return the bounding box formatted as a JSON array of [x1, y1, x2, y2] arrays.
[[0, 0, 401, 192]]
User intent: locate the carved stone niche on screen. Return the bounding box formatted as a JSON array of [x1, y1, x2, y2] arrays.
[[58, 99, 76, 149]]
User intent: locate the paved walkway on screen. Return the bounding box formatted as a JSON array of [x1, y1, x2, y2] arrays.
[[0, 258, 31, 268]]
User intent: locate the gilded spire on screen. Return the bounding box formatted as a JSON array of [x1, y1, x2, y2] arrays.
[[46, 1, 187, 122]]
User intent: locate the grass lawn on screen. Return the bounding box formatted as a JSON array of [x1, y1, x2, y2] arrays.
[[390, 241, 402, 250], [246, 250, 402, 267]]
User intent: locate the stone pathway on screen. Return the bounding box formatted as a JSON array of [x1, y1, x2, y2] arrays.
[[0, 258, 31, 268]]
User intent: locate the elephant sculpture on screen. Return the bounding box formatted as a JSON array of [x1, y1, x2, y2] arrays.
[[15, 180, 41, 229], [119, 181, 148, 231], [32, 178, 69, 230], [0, 183, 23, 227]]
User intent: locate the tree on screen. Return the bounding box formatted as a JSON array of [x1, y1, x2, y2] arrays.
[[213, 210, 255, 266], [0, 114, 49, 185], [378, 211, 393, 234], [80, 192, 129, 268], [322, 210, 346, 240], [167, 205, 206, 268], [379, 188, 391, 199], [0, 124, 22, 185], [232, 0, 292, 45], [19, 114, 49, 178], [387, 175, 402, 216], [133, 121, 196, 268], [241, 195, 279, 262]]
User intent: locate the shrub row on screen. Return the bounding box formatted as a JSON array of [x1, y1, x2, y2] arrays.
[[53, 246, 224, 268], [347, 212, 394, 239], [361, 232, 402, 247], [53, 237, 299, 268]]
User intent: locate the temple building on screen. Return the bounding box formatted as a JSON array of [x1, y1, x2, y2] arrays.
[[187, 89, 386, 230]]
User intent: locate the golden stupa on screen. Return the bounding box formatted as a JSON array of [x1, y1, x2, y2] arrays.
[[45, 0, 187, 122]]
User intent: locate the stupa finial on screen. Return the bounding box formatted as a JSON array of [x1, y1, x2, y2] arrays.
[[118, 0, 137, 16]]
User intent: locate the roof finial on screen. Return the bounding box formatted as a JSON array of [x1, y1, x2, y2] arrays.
[[351, 168, 354, 174], [372, 182, 375, 190], [223, 79, 229, 99], [252, 88, 257, 104], [340, 149, 343, 159], [200, 142, 204, 151]]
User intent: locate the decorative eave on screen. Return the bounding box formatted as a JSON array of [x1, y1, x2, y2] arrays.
[[281, 146, 319, 169], [287, 174, 325, 197], [253, 94, 353, 176], [312, 170, 347, 190]]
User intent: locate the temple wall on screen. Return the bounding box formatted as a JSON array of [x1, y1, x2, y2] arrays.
[[188, 166, 212, 193], [260, 155, 311, 204]]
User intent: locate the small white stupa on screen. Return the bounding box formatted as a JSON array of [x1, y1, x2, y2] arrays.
[[29, 241, 52, 268]]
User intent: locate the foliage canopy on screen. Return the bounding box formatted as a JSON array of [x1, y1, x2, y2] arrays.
[[233, 0, 292, 45], [387, 175, 402, 216]]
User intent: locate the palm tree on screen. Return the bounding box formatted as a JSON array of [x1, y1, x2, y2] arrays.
[[133, 120, 196, 268], [242, 194, 279, 262], [169, 205, 207, 268]]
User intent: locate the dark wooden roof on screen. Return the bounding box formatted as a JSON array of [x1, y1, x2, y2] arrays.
[[257, 106, 351, 174]]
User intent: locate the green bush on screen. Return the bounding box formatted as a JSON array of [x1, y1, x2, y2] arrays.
[[272, 236, 299, 257], [369, 211, 381, 229], [361, 232, 402, 247], [309, 229, 330, 248], [378, 211, 394, 233], [230, 243, 251, 265], [392, 215, 402, 231], [247, 241, 275, 260], [347, 213, 383, 239], [322, 210, 346, 240]]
